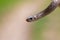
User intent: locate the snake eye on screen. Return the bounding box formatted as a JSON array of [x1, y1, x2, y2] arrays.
[[29, 17, 33, 20]]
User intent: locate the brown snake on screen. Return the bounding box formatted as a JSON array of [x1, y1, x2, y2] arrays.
[[26, 0, 60, 22]]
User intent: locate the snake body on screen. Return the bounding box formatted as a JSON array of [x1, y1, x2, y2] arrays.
[[26, 0, 60, 22]]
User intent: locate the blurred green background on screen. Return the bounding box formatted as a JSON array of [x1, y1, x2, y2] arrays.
[[0, 0, 60, 40]]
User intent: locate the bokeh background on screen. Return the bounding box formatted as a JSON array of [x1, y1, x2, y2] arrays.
[[0, 0, 60, 40]]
